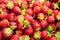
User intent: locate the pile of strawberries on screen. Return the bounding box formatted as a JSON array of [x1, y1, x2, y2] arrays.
[[0, 0, 60, 40]]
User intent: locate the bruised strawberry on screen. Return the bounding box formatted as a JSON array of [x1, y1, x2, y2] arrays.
[[0, 31, 2, 40], [16, 30, 22, 35], [10, 34, 20, 40], [8, 12, 15, 22], [17, 23, 24, 30], [6, 1, 14, 9], [0, 19, 9, 28], [40, 20, 48, 29], [2, 28, 13, 39], [13, 6, 21, 15], [32, 21, 41, 31], [34, 31, 41, 40], [47, 16, 55, 23], [37, 13, 44, 20], [10, 22, 17, 30], [24, 15, 33, 23], [15, 15, 24, 23], [48, 36, 57, 40], [41, 30, 52, 39], [26, 8, 33, 16], [24, 26, 33, 35], [33, 6, 41, 14]]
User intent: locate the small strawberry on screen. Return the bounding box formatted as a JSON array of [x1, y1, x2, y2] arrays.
[[47, 16, 55, 23], [0, 19, 9, 28], [0, 31, 2, 40], [2, 28, 13, 39], [10, 34, 20, 40], [8, 12, 15, 22], [6, 1, 14, 9], [13, 6, 21, 15], [40, 20, 48, 29], [33, 6, 41, 14], [10, 22, 17, 30], [32, 21, 41, 31], [24, 26, 33, 35]]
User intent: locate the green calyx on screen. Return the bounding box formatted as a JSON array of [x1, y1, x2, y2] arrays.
[[34, 31, 40, 39], [20, 35, 30, 40], [10, 25, 17, 30], [0, 8, 3, 13], [47, 25, 54, 32], [56, 32, 60, 40], [7, 1, 14, 9], [48, 32, 52, 37], [39, 0, 45, 3], [17, 0, 22, 6], [5, 28, 12, 35], [56, 13, 60, 20], [54, 3, 59, 9], [23, 20, 30, 28]]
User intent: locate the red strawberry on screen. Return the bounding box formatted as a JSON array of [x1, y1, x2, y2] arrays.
[[15, 15, 24, 23], [8, 12, 15, 22], [33, 6, 41, 14], [0, 4, 6, 9], [37, 13, 44, 20], [26, 8, 33, 16], [17, 23, 24, 30], [10, 34, 20, 40], [6, 1, 14, 9], [10, 22, 17, 30], [13, 6, 21, 15], [26, 0, 31, 3], [0, 0, 3, 4], [2, 28, 13, 39], [3, 0, 9, 4], [24, 15, 33, 23], [30, 37, 34, 40], [47, 16, 55, 23], [24, 26, 33, 35], [32, 21, 41, 31], [57, 21, 60, 28], [0, 19, 9, 28], [0, 31, 2, 40], [16, 30, 22, 36], [40, 20, 48, 29], [48, 36, 57, 40]]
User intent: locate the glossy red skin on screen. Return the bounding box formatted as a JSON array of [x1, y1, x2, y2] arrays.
[[24, 15, 33, 23], [30, 37, 34, 40], [17, 23, 24, 30], [32, 21, 41, 30], [25, 0, 31, 3], [16, 30, 22, 35], [0, 12, 9, 19], [25, 26, 33, 35], [41, 30, 48, 39], [0, 4, 6, 9], [0, 19, 9, 28], [57, 21, 60, 28], [8, 13, 15, 22], [48, 36, 57, 40], [47, 16, 55, 23], [33, 6, 41, 14], [40, 20, 48, 29], [10, 34, 20, 40], [0, 31, 2, 40], [2, 28, 13, 39], [3, 0, 9, 4], [41, 6, 48, 15], [10, 22, 17, 26], [13, 6, 21, 15], [26, 9, 33, 16]]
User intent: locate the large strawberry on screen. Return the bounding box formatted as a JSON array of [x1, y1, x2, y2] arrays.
[[2, 28, 13, 39]]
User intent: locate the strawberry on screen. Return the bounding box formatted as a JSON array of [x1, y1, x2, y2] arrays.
[[8, 12, 15, 22], [10, 22, 17, 30], [47, 16, 55, 23], [30, 37, 34, 40], [10, 34, 20, 40], [12, 6, 21, 15], [40, 20, 48, 29], [33, 6, 41, 14], [25, 0, 31, 3], [0, 19, 9, 28], [0, 0, 3, 4], [0, 4, 6, 9], [0, 31, 2, 40], [32, 21, 41, 31], [48, 36, 57, 40], [2, 28, 13, 39], [24, 26, 33, 35], [3, 0, 9, 4], [57, 21, 60, 28]]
